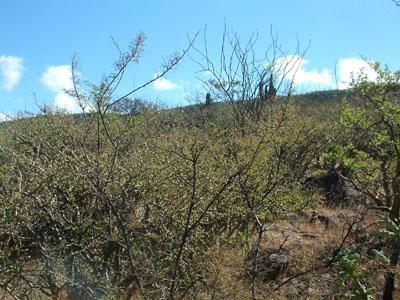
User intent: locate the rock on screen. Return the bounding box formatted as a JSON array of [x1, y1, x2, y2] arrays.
[[289, 213, 301, 224], [247, 249, 291, 280], [305, 169, 339, 192], [264, 251, 291, 279], [282, 229, 296, 238], [325, 216, 339, 229], [269, 252, 290, 265], [286, 286, 299, 298], [307, 287, 316, 295], [305, 169, 362, 205], [309, 211, 339, 229]]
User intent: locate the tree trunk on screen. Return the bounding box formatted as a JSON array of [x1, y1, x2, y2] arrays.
[[383, 159, 400, 300], [390, 159, 400, 220], [390, 196, 400, 220], [382, 237, 400, 300]]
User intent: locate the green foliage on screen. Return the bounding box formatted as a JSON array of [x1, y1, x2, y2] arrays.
[[6, 32, 397, 298], [326, 63, 400, 299], [373, 250, 391, 266], [334, 249, 375, 299], [0, 98, 327, 298], [379, 215, 400, 240], [328, 63, 400, 218]]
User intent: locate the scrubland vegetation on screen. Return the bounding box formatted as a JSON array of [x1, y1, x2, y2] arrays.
[[0, 33, 399, 299]]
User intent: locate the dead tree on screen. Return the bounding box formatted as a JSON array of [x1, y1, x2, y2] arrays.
[[192, 28, 306, 125]]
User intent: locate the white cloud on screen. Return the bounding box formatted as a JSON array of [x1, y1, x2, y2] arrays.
[[0, 113, 12, 122], [337, 58, 378, 89], [273, 55, 380, 90], [276, 55, 332, 88], [53, 92, 80, 112], [153, 76, 178, 91], [41, 65, 83, 112], [0, 55, 24, 91], [41, 65, 74, 93]]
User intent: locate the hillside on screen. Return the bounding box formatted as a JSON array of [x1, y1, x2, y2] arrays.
[[1, 75, 400, 299]]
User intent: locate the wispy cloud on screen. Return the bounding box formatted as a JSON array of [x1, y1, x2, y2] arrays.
[[153, 76, 179, 91], [336, 57, 378, 89], [41, 65, 81, 112], [0, 55, 24, 91]]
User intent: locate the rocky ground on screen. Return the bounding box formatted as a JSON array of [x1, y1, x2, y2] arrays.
[[203, 204, 399, 299]]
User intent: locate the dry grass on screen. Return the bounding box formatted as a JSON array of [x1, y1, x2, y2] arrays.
[[2, 205, 399, 299], [202, 204, 399, 299]]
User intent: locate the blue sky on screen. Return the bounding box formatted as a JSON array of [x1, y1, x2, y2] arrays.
[[1, 0, 400, 116]]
